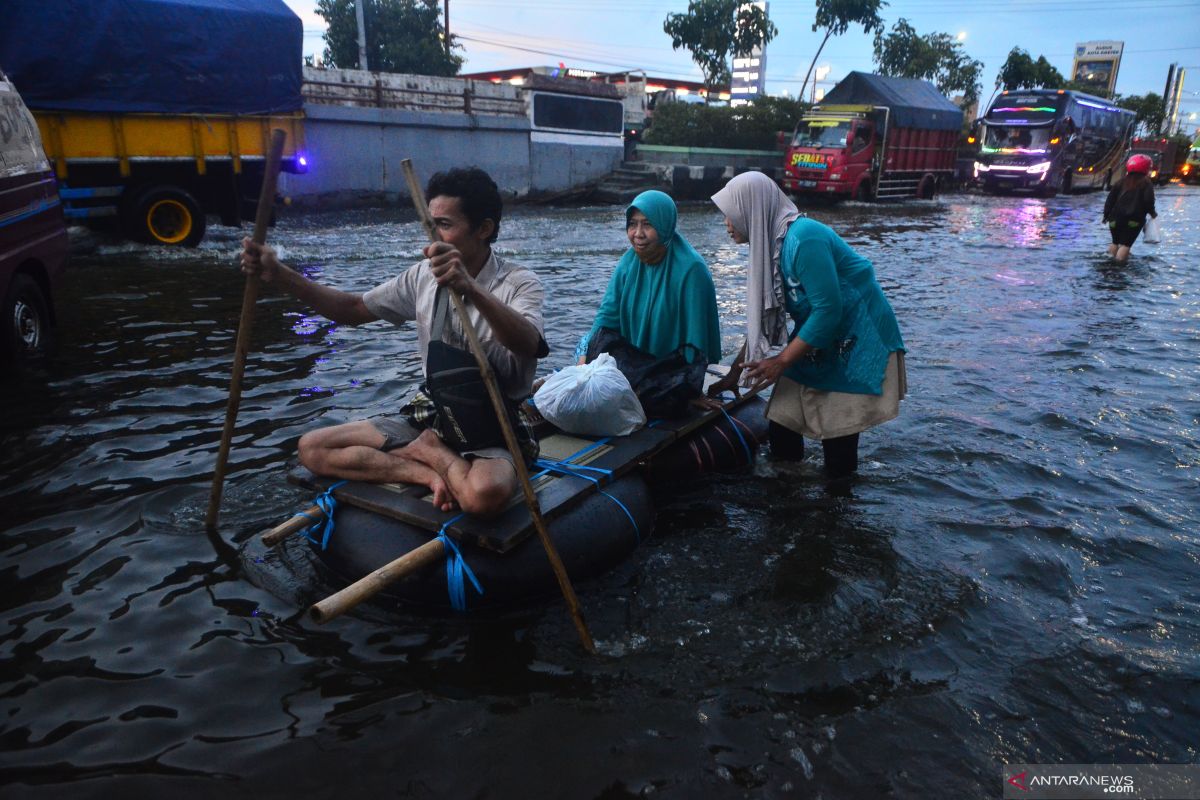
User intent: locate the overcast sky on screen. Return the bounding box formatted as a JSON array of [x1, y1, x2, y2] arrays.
[[283, 0, 1200, 129]]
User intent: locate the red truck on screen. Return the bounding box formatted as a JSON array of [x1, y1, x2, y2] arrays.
[[781, 72, 963, 201], [1128, 137, 1178, 185]]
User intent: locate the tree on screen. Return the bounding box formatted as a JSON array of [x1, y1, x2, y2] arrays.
[[997, 48, 1065, 90], [317, 0, 462, 76], [798, 0, 888, 102], [872, 19, 983, 106], [1115, 92, 1166, 135], [663, 0, 777, 102]]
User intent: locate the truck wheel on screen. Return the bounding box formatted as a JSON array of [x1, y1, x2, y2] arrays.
[[132, 186, 206, 247], [854, 180, 873, 202], [2, 274, 55, 364], [917, 175, 936, 200]]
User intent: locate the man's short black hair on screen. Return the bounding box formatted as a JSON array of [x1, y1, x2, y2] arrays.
[[425, 167, 502, 244]]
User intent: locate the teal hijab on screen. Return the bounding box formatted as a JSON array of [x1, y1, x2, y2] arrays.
[[587, 190, 722, 363]]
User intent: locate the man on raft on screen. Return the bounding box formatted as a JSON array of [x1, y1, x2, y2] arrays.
[[240, 167, 548, 517]]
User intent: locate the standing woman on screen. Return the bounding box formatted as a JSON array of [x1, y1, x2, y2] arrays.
[[709, 171, 906, 478], [1104, 154, 1158, 264]]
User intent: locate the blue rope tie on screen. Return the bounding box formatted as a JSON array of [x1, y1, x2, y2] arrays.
[[301, 480, 348, 551], [436, 514, 484, 612], [720, 407, 755, 465], [533, 457, 641, 543]]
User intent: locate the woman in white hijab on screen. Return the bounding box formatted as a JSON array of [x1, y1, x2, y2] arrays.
[[709, 172, 906, 478]]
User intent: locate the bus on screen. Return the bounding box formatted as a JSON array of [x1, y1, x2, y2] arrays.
[[972, 89, 1135, 196]]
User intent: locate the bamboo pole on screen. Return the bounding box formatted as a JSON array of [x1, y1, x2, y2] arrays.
[[398, 160, 593, 651], [206, 129, 288, 532], [309, 538, 446, 623], [261, 504, 322, 547]]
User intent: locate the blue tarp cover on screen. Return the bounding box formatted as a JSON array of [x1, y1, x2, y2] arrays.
[[0, 0, 302, 115], [820, 72, 963, 131]]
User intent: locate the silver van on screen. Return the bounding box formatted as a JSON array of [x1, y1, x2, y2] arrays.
[[1, 68, 68, 364]]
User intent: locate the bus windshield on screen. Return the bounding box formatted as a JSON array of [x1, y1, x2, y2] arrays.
[[987, 94, 1062, 123], [982, 125, 1053, 153], [793, 121, 852, 148]]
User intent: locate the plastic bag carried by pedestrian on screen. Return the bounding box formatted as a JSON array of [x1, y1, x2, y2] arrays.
[[533, 353, 646, 437], [1143, 217, 1162, 244]]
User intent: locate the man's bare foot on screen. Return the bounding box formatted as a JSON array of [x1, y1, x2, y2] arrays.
[[428, 475, 458, 512]]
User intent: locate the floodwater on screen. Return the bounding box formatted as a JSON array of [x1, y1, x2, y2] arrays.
[[2, 185, 1198, 798]]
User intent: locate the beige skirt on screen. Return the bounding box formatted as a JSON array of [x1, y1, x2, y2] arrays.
[[766, 351, 907, 440]]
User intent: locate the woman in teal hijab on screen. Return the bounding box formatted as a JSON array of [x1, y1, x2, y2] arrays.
[[577, 190, 722, 365]]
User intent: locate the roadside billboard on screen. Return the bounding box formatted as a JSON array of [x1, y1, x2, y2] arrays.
[[1072, 41, 1123, 96]]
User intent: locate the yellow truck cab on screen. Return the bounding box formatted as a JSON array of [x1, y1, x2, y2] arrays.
[[0, 0, 307, 247]]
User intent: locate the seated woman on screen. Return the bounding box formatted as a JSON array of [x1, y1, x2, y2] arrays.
[[577, 190, 722, 369]]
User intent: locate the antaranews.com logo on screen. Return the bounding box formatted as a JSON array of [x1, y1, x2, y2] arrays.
[[1004, 765, 1200, 799]]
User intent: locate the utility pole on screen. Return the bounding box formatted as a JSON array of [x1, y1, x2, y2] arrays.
[[355, 0, 369, 72], [444, 0, 450, 56]]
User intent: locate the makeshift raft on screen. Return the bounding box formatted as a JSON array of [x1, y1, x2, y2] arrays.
[[289, 381, 769, 611]]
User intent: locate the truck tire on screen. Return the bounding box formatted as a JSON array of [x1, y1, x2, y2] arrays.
[[917, 175, 936, 200], [2, 273, 55, 364], [854, 180, 873, 202], [130, 186, 206, 247]]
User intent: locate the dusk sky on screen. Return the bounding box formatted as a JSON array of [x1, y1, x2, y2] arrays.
[[283, 0, 1200, 130]]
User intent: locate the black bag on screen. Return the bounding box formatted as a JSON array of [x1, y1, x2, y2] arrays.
[[586, 327, 705, 419], [423, 289, 518, 451]]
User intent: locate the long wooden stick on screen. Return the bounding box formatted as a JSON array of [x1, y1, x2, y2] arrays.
[[309, 539, 447, 623], [262, 504, 322, 547], [206, 129, 288, 532], [399, 160, 594, 651]]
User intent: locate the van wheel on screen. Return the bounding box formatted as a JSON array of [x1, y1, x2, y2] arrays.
[[2, 274, 55, 364], [130, 186, 206, 247]]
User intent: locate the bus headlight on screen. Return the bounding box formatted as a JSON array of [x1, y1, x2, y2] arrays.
[[1026, 161, 1052, 174], [974, 161, 989, 177]]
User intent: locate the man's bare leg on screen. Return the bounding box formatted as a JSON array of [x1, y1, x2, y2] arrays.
[[403, 428, 518, 518], [298, 421, 457, 510]]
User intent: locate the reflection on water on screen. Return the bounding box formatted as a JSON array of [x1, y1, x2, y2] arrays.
[[2, 186, 1199, 796]]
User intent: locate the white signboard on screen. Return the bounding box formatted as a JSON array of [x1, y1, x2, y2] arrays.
[[1072, 41, 1123, 96]]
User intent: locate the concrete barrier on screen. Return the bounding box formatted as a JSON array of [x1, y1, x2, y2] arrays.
[[279, 67, 623, 207]]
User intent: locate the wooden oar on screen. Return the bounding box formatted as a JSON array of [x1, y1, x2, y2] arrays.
[[308, 161, 596, 653], [206, 129, 288, 532]]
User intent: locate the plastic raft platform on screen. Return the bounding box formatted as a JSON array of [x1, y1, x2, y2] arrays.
[[289, 386, 769, 610]]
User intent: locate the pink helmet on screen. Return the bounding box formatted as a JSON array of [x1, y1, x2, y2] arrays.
[[1126, 154, 1153, 174]]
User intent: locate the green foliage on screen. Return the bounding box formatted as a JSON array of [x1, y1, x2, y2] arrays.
[[799, 0, 887, 100], [814, 0, 887, 37], [997, 48, 1065, 90], [663, 0, 777, 98], [317, 0, 463, 76], [872, 18, 983, 106], [1115, 92, 1166, 135], [644, 95, 807, 149]]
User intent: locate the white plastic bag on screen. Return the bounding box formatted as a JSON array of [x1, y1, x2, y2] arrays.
[[1142, 216, 1162, 244], [533, 353, 646, 437]]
